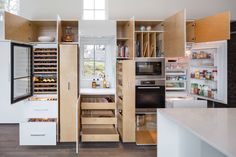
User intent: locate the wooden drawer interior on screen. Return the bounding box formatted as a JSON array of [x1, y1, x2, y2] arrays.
[[81, 127, 119, 142]]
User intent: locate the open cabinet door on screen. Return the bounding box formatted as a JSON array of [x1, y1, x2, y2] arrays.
[[57, 15, 62, 43], [164, 9, 186, 57], [195, 11, 230, 43], [11, 42, 33, 104]]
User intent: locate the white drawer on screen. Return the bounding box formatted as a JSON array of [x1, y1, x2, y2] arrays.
[[20, 122, 56, 146], [26, 101, 58, 118]]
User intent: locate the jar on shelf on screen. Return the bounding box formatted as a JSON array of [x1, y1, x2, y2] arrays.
[[195, 70, 200, 79], [63, 26, 73, 42], [192, 52, 197, 59], [205, 72, 212, 80], [199, 72, 204, 80], [191, 73, 195, 78], [208, 90, 212, 98], [212, 70, 217, 81], [211, 89, 217, 99]]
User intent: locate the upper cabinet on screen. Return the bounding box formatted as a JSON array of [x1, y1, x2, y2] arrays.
[[57, 17, 79, 44], [116, 20, 134, 60], [4, 12, 57, 43], [133, 10, 186, 58], [164, 10, 186, 58], [187, 11, 230, 43]]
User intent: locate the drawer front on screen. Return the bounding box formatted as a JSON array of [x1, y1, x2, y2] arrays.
[[81, 102, 116, 110], [117, 113, 123, 138], [20, 122, 56, 145], [81, 134, 119, 142], [117, 98, 123, 110], [81, 117, 117, 125], [26, 101, 58, 118]]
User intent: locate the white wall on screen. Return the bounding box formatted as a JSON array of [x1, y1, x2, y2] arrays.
[[20, 0, 236, 20]]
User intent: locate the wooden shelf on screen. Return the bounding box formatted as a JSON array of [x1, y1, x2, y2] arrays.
[[117, 38, 130, 40], [81, 127, 119, 142], [136, 130, 157, 145], [34, 72, 57, 74], [116, 60, 135, 142], [34, 83, 57, 85], [33, 47, 58, 95], [34, 59, 57, 61], [135, 30, 164, 33], [81, 102, 116, 110], [34, 92, 57, 94], [80, 95, 118, 142]]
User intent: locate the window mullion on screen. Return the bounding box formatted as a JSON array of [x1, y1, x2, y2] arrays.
[[93, 45, 96, 76]]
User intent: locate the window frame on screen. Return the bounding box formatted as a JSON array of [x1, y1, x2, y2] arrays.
[[81, 42, 107, 80], [82, 0, 108, 20]]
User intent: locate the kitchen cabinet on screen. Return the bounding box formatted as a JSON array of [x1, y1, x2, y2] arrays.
[[116, 20, 134, 60], [116, 60, 135, 142], [59, 44, 79, 142], [134, 10, 186, 58], [80, 95, 119, 142], [186, 11, 230, 43], [4, 12, 57, 43], [164, 10, 186, 58]]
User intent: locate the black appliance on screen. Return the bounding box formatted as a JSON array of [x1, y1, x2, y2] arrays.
[[135, 79, 165, 108]]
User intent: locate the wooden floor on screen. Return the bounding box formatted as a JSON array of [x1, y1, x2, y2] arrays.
[[0, 124, 157, 157]]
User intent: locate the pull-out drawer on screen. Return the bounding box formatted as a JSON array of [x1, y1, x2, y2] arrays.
[[20, 122, 56, 146], [25, 101, 58, 118], [81, 127, 119, 142], [117, 96, 123, 110], [81, 110, 117, 125], [117, 113, 123, 138], [81, 97, 115, 110]]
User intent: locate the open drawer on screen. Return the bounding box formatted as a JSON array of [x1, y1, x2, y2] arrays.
[[81, 110, 117, 125], [20, 119, 56, 146], [81, 127, 119, 142], [81, 96, 116, 110]]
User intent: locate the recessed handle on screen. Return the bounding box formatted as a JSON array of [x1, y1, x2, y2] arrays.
[[30, 134, 46, 137], [34, 109, 48, 112], [68, 82, 70, 90], [137, 87, 160, 89]]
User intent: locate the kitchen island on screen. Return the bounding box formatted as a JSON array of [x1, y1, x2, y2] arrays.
[[158, 108, 236, 157]]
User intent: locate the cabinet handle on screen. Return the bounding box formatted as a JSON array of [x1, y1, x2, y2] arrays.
[[30, 134, 46, 137], [34, 109, 48, 112], [68, 82, 70, 90], [137, 87, 160, 89]]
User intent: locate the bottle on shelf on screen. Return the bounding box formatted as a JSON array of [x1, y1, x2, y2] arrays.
[[92, 79, 96, 88]]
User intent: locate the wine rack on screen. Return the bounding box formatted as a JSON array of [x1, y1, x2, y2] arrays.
[[33, 48, 58, 94]]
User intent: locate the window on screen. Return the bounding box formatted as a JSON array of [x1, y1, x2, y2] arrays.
[[0, 0, 20, 20], [83, 0, 106, 20], [83, 44, 106, 78]]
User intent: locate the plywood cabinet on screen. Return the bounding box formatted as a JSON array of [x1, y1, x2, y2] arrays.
[[164, 10, 186, 57], [116, 20, 134, 59], [116, 60, 135, 142], [59, 44, 78, 142], [186, 11, 230, 43]]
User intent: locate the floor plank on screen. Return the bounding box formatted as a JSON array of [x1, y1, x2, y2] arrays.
[[0, 124, 156, 157]]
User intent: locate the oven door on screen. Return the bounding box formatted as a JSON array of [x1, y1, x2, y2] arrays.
[[135, 60, 165, 78], [136, 85, 165, 108]]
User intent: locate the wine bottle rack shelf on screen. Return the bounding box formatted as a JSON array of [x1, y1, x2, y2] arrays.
[[33, 47, 58, 95]]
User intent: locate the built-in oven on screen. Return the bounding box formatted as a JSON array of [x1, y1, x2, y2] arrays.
[[135, 58, 165, 79], [135, 79, 165, 108]]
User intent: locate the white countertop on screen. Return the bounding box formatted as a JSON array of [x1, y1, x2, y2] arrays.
[[80, 88, 115, 95], [158, 108, 236, 157]]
